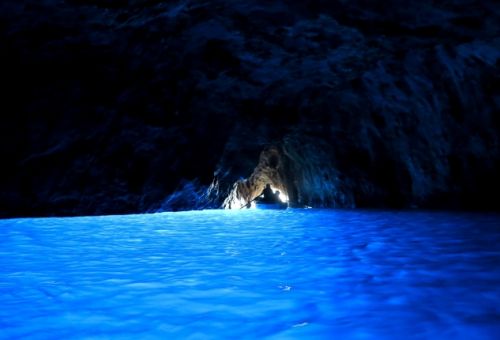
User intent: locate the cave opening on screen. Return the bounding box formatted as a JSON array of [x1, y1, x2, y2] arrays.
[[269, 185, 289, 204], [222, 146, 294, 209]]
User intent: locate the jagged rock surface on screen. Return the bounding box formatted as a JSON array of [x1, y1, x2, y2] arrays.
[[0, 0, 499, 216]]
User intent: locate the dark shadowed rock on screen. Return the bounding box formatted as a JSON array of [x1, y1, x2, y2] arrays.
[[0, 0, 499, 217]]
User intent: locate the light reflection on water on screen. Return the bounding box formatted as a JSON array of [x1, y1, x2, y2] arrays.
[[0, 209, 499, 339]]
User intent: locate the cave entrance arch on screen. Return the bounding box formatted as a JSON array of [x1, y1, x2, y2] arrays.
[[222, 146, 298, 209]]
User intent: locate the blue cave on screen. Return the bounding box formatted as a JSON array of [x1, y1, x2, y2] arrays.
[[0, 0, 499, 338]]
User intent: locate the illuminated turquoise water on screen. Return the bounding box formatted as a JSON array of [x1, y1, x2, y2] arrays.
[[0, 209, 499, 339]]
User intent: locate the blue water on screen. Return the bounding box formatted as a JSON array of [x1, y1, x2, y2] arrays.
[[0, 209, 499, 339]]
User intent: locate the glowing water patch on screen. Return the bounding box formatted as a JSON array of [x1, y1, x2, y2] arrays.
[[0, 210, 499, 338]]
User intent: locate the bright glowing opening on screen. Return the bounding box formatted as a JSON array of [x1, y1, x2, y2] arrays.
[[270, 185, 289, 203], [224, 183, 289, 209]]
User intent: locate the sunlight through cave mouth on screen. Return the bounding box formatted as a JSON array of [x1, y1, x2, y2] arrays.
[[223, 146, 293, 210]]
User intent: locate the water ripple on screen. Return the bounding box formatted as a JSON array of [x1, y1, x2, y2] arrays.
[[0, 209, 499, 339]]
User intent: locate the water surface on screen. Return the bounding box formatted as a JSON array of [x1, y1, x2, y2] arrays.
[[1, 209, 499, 339]]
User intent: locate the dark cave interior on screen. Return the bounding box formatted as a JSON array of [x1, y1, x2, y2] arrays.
[[0, 0, 499, 217]]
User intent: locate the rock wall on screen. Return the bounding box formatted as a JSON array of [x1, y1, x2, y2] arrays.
[[0, 0, 499, 216]]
